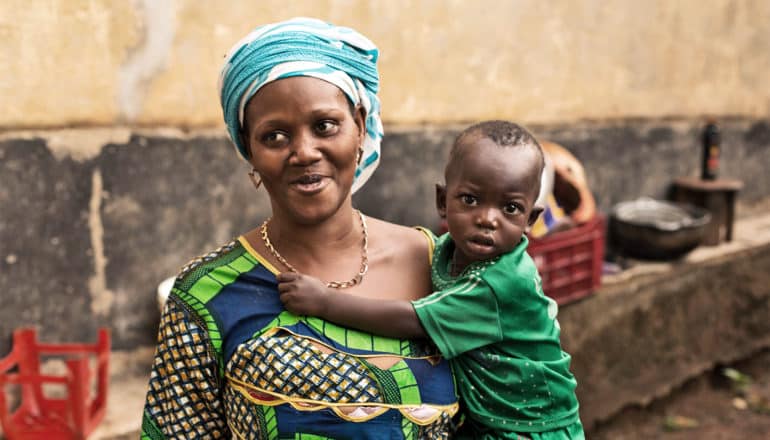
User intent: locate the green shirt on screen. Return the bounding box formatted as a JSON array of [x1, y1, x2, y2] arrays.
[[412, 234, 580, 434]]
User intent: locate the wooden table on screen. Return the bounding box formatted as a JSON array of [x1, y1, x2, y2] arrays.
[[671, 177, 743, 246]]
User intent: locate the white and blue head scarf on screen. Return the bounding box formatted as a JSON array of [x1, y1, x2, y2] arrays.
[[218, 17, 383, 193]]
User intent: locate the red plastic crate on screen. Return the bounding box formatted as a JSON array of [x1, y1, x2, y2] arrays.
[[527, 216, 605, 305], [0, 328, 110, 440]]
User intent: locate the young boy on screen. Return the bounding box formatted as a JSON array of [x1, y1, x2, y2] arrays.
[[278, 120, 584, 439]]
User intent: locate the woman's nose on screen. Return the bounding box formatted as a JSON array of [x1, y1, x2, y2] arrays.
[[289, 132, 323, 165]]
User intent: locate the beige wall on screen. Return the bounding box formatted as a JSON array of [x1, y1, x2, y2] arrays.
[[2, 0, 769, 128]]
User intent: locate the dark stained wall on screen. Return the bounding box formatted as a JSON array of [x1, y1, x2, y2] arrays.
[[1, 117, 768, 353]]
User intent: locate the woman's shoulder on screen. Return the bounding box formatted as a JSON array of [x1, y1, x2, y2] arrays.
[[365, 216, 434, 262], [172, 238, 267, 301], [176, 240, 241, 281], [360, 216, 434, 300]]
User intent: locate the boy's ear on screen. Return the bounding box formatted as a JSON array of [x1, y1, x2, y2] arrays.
[[525, 206, 544, 234], [435, 183, 448, 219]]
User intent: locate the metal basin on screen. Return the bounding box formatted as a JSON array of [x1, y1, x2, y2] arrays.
[[610, 198, 712, 260]]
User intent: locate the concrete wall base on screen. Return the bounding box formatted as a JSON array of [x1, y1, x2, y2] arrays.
[[560, 214, 770, 429]]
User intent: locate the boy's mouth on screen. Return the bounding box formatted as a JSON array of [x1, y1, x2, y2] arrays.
[[465, 234, 497, 255], [469, 234, 494, 246]]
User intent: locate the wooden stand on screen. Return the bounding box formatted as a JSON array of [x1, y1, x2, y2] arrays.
[[671, 177, 743, 246]]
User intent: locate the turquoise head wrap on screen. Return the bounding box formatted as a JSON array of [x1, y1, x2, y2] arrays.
[[219, 17, 383, 193]]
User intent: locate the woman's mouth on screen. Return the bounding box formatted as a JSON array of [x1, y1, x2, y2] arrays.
[[290, 174, 329, 194]]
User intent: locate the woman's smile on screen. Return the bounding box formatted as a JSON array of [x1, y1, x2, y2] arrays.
[[289, 173, 331, 195]]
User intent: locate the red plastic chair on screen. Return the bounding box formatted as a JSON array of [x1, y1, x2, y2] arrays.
[[0, 328, 110, 440]]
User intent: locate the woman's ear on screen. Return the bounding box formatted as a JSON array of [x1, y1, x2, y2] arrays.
[[239, 129, 252, 160], [354, 105, 367, 143], [435, 183, 448, 219]]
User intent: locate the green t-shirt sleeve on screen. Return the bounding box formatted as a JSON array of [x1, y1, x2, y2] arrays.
[[412, 276, 503, 359]]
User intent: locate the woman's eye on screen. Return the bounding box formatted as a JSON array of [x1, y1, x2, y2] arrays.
[[262, 131, 288, 145], [461, 195, 477, 206], [503, 203, 522, 214], [315, 120, 338, 135]]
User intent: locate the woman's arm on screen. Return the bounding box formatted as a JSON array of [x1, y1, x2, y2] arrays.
[[278, 272, 427, 339], [142, 296, 229, 439]]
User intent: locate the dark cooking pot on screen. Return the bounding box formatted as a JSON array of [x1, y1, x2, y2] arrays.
[[610, 198, 712, 260]]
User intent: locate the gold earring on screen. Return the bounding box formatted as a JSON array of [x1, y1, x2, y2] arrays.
[[356, 146, 364, 165], [248, 168, 262, 190]]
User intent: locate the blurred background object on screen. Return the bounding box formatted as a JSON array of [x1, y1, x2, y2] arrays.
[[0, 328, 110, 439], [671, 176, 743, 246], [609, 198, 711, 260], [528, 140, 603, 305], [530, 141, 598, 238], [701, 119, 722, 181]]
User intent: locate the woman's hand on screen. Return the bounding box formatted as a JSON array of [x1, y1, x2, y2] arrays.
[[277, 272, 331, 317]]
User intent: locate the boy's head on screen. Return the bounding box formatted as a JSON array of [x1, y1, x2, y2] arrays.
[[437, 120, 545, 267]]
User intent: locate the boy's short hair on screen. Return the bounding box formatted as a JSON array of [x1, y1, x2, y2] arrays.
[[448, 120, 545, 179]]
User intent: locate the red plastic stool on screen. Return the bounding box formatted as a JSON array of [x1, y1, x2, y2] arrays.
[[0, 328, 110, 440]]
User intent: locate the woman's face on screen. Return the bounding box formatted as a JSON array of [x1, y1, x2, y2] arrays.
[[243, 76, 365, 224]]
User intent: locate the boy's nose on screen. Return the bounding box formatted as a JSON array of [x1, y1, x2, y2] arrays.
[[475, 209, 499, 229]]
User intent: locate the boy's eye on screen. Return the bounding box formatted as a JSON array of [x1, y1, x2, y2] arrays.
[[460, 194, 478, 206], [503, 203, 522, 214], [315, 120, 338, 135]]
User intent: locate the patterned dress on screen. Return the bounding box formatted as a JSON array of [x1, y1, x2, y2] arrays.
[[141, 236, 459, 439]]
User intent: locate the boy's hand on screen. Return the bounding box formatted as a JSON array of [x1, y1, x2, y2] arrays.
[[277, 272, 330, 317]]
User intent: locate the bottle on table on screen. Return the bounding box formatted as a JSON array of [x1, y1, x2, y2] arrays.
[[701, 119, 721, 180]]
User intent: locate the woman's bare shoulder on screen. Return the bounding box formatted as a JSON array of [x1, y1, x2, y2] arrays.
[[363, 216, 433, 299], [365, 216, 432, 262]]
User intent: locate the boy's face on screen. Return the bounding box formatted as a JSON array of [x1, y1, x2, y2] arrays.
[[437, 136, 543, 269]]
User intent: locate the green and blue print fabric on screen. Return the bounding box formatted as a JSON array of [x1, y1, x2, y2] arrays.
[[142, 238, 459, 439]]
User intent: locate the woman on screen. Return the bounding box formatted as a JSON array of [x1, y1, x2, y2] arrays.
[[141, 18, 459, 439]]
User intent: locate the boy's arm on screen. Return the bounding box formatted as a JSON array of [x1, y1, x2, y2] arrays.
[[277, 272, 427, 339]]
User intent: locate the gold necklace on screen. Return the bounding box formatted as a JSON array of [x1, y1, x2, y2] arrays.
[[260, 210, 369, 289]]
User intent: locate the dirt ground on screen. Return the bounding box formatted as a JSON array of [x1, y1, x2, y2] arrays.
[[588, 349, 770, 439]]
